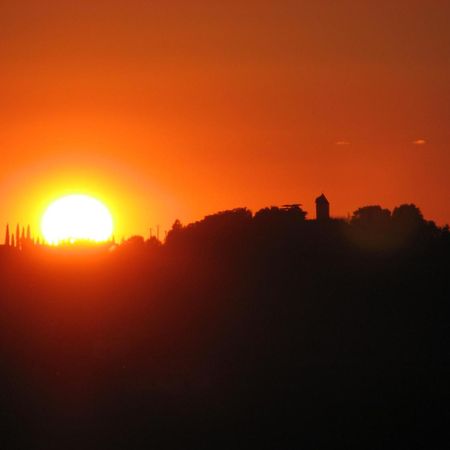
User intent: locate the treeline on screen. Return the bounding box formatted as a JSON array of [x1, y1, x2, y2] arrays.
[[116, 202, 448, 257], [166, 202, 445, 245], [0, 203, 448, 449]]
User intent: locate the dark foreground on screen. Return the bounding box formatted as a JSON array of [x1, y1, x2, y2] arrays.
[[0, 206, 449, 449]]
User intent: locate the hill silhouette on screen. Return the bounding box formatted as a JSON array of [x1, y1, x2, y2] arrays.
[[0, 203, 448, 449]]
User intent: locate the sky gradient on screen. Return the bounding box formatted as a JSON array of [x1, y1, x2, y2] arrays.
[[1, 1, 449, 238]]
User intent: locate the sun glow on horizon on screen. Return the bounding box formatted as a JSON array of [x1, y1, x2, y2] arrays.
[[41, 194, 114, 245]]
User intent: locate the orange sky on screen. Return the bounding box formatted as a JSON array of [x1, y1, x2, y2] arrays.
[[1, 1, 449, 239]]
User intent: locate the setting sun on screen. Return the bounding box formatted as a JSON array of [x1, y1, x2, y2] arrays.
[[41, 194, 114, 245]]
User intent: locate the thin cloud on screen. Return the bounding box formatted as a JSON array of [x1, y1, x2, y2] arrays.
[[335, 140, 351, 146], [412, 139, 427, 145]]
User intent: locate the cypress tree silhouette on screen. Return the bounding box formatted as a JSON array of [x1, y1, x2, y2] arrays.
[[4, 224, 10, 246], [11, 233, 15, 248], [15, 224, 20, 249], [26, 225, 31, 241]]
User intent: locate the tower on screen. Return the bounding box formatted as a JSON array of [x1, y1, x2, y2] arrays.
[[315, 194, 330, 221]]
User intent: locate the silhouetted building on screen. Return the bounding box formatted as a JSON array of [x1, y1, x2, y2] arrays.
[[315, 194, 330, 221]]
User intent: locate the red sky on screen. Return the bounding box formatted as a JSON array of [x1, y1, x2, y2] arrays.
[[1, 1, 449, 238]]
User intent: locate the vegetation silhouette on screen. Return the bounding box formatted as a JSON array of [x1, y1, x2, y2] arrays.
[[0, 202, 448, 449]]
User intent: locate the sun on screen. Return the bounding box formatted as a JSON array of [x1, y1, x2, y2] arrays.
[[41, 194, 114, 245]]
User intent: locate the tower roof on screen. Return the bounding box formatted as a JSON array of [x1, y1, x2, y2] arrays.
[[315, 193, 329, 204]]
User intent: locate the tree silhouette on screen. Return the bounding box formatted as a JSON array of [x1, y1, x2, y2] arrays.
[[4, 224, 9, 246], [15, 224, 19, 249], [351, 205, 391, 227], [171, 219, 183, 233], [255, 204, 306, 223], [392, 203, 424, 233], [392, 204, 423, 224], [122, 235, 145, 248]]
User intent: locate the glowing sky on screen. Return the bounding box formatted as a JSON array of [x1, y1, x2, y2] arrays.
[[1, 1, 449, 238]]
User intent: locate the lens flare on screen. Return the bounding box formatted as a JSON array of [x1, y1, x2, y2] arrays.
[[41, 194, 113, 245]]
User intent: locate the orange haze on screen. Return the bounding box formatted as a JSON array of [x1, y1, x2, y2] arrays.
[[1, 1, 449, 239]]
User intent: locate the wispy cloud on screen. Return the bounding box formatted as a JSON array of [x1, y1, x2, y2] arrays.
[[335, 140, 351, 146], [412, 139, 427, 145]]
